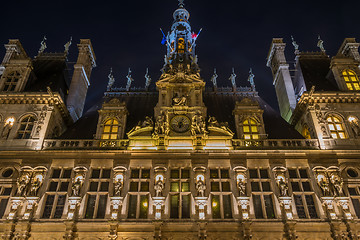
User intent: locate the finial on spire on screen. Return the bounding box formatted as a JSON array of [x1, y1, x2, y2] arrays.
[[64, 37, 72, 55], [145, 68, 152, 90], [126, 68, 134, 92], [291, 35, 299, 54], [107, 68, 115, 91], [38, 36, 47, 55], [229, 68, 237, 91], [247, 68, 256, 91], [178, 0, 184, 7], [317, 35, 325, 53], [211, 68, 218, 89]]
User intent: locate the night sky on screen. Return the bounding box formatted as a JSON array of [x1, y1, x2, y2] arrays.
[[1, 0, 360, 113]]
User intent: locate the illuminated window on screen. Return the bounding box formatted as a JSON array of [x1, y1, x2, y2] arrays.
[[16, 116, 35, 139], [348, 185, 360, 218], [302, 125, 311, 139], [101, 118, 119, 140], [342, 69, 360, 91], [128, 169, 150, 219], [2, 71, 20, 91], [210, 169, 232, 219], [243, 118, 260, 140], [85, 169, 111, 219], [326, 115, 347, 139], [169, 169, 191, 219], [0, 185, 13, 219]]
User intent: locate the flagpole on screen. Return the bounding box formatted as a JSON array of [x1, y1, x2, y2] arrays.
[[189, 28, 202, 52], [160, 28, 174, 52]]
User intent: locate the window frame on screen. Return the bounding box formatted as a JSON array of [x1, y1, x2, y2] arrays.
[[169, 168, 191, 219], [326, 114, 347, 139], [127, 168, 150, 219], [342, 69, 360, 91], [16, 115, 36, 139], [2, 71, 20, 91], [242, 117, 260, 140], [101, 118, 120, 140]]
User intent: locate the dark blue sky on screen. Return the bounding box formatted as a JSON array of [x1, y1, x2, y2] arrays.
[[1, 0, 359, 112]]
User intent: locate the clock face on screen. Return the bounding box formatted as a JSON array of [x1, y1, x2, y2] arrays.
[[170, 115, 191, 133]]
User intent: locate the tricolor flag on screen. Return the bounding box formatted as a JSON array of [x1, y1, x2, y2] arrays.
[[160, 28, 167, 45], [192, 28, 202, 40]]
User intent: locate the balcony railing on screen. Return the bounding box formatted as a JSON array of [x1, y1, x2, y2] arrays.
[[43, 139, 129, 150], [232, 139, 321, 150]]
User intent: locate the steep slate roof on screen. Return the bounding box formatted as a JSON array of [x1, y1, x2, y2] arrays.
[[58, 90, 303, 140], [25, 53, 72, 102], [297, 52, 338, 91]]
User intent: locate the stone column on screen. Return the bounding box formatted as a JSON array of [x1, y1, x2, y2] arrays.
[[237, 197, 252, 240]]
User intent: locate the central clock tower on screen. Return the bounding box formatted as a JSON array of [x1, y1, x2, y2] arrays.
[[154, 1, 207, 139]]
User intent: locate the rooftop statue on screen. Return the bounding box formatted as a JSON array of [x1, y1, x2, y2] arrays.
[[229, 68, 237, 90], [145, 68, 151, 90], [210, 68, 218, 88], [38, 36, 47, 55], [247, 68, 256, 91], [107, 68, 115, 91], [64, 36, 72, 54], [126, 68, 134, 91], [317, 35, 326, 52]]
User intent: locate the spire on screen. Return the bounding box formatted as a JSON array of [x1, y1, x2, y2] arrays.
[[38, 36, 47, 55], [291, 35, 300, 55], [317, 35, 326, 53], [107, 68, 115, 91], [178, 0, 184, 8], [145, 68, 151, 90], [64, 36, 72, 55], [126, 68, 134, 91], [229, 68, 237, 91], [247, 68, 256, 91]]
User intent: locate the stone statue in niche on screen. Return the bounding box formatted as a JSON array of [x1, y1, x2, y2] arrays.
[[237, 180, 246, 196], [278, 177, 289, 197], [154, 179, 164, 197], [172, 93, 187, 106], [330, 173, 344, 197], [196, 178, 206, 197], [16, 173, 30, 197], [29, 174, 43, 196], [72, 175, 84, 197], [319, 177, 331, 196], [114, 179, 123, 196]]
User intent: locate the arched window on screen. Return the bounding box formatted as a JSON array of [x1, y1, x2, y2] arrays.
[[326, 115, 347, 139], [101, 118, 119, 140], [16, 116, 35, 139], [342, 69, 360, 91], [177, 38, 185, 54], [242, 118, 259, 140], [302, 125, 311, 139], [2, 71, 20, 91]]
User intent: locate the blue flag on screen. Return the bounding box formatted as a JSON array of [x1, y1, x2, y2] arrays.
[[161, 36, 167, 45]]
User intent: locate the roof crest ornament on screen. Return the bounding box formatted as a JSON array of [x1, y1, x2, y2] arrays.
[[178, 0, 184, 7], [247, 68, 256, 91], [64, 36, 72, 55], [291, 35, 300, 55], [107, 68, 115, 91], [317, 35, 326, 53], [38, 36, 47, 55]]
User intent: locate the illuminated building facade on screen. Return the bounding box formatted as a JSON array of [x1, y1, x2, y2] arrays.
[[0, 1, 360, 239]]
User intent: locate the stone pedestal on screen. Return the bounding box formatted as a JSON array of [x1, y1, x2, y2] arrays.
[[7, 197, 24, 220], [237, 196, 250, 220], [152, 196, 165, 220], [110, 196, 123, 220], [195, 196, 208, 220], [321, 197, 337, 220], [278, 196, 293, 220], [66, 196, 82, 220], [108, 220, 118, 240], [23, 197, 39, 220]]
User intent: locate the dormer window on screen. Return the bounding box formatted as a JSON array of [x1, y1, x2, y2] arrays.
[[2, 71, 20, 91], [326, 115, 347, 139], [342, 69, 360, 91], [16, 116, 35, 139], [101, 118, 119, 140], [243, 118, 260, 140]]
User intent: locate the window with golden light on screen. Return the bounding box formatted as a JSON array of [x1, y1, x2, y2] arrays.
[[101, 118, 119, 140], [243, 118, 259, 140], [16, 116, 35, 139], [326, 115, 347, 139], [302, 125, 311, 139], [342, 69, 360, 91]]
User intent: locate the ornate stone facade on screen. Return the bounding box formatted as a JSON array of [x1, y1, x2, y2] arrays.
[[0, 1, 360, 240]]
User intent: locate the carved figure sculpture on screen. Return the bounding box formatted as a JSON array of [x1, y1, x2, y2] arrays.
[[191, 113, 205, 135], [196, 179, 206, 197], [210, 69, 218, 88], [114, 180, 123, 196], [38, 36, 47, 55], [173, 93, 187, 106], [278, 177, 289, 197], [126, 68, 134, 91], [107, 68, 115, 91], [319, 177, 331, 196], [237, 180, 246, 196], [154, 113, 168, 135], [229, 68, 237, 89], [330, 173, 343, 197], [145, 68, 151, 89], [72, 176, 83, 197], [29, 176, 42, 196], [16, 174, 30, 197], [64, 36, 72, 54], [1, 124, 12, 139], [154, 179, 164, 197]]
